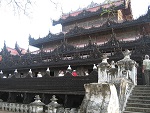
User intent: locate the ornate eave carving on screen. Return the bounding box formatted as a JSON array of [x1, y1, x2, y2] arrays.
[[2, 34, 150, 70]]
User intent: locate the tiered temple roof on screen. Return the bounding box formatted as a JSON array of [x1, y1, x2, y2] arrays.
[[53, 0, 131, 26], [29, 8, 150, 48]]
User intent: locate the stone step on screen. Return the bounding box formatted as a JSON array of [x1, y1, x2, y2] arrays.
[[132, 90, 150, 93], [126, 103, 150, 108], [135, 85, 150, 87], [123, 85, 150, 113], [125, 107, 150, 112], [127, 99, 150, 104], [129, 96, 150, 100], [134, 86, 150, 90], [131, 92, 150, 96], [123, 111, 150, 113]]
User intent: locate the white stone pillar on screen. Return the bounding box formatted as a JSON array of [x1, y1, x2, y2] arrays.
[[98, 54, 110, 83]]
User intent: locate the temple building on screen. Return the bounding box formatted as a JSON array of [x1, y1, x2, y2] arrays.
[[0, 0, 150, 112]]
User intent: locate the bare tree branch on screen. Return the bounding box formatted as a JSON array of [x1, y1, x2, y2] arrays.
[[0, 0, 33, 16]]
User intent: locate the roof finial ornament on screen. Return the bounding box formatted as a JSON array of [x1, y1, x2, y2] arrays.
[[93, 64, 97, 70], [0, 70, 3, 74], [14, 69, 18, 73], [123, 49, 131, 59], [111, 28, 116, 38], [4, 40, 6, 47], [142, 27, 146, 36], [66, 65, 72, 73], [29, 69, 32, 73], [101, 54, 109, 63], [63, 32, 67, 42], [67, 65, 72, 70], [27, 45, 30, 53], [46, 67, 50, 72]]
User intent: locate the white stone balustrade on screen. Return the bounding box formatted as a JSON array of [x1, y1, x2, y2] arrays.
[[1, 102, 5, 111], [0, 102, 30, 113], [5, 103, 8, 111], [24, 105, 29, 113], [9, 103, 13, 111], [20, 104, 24, 113], [64, 108, 70, 113], [16, 104, 20, 112], [12, 103, 16, 112], [70, 108, 77, 113]]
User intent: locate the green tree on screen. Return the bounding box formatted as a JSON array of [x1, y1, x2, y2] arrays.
[[101, 0, 116, 19]]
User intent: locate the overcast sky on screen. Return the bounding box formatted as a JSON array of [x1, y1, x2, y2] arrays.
[[0, 0, 150, 51]]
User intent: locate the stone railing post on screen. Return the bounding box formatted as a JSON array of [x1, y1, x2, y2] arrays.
[[107, 61, 118, 82], [24, 104, 29, 113], [0, 99, 3, 109], [12, 103, 16, 112], [98, 54, 110, 83]]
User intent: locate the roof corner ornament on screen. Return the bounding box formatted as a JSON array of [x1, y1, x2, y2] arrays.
[[93, 64, 97, 71], [0, 70, 3, 75]]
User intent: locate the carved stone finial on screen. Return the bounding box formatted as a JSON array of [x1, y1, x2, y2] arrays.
[[101, 54, 109, 63], [46, 67, 50, 72], [0, 70, 3, 74], [66, 65, 72, 73], [50, 95, 58, 102], [67, 65, 72, 70], [14, 69, 18, 73], [110, 61, 115, 68], [93, 64, 97, 70], [34, 95, 41, 101], [29, 69, 32, 73], [47, 95, 61, 110], [123, 49, 131, 59]]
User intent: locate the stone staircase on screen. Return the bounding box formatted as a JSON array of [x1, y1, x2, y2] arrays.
[[123, 85, 150, 113]]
